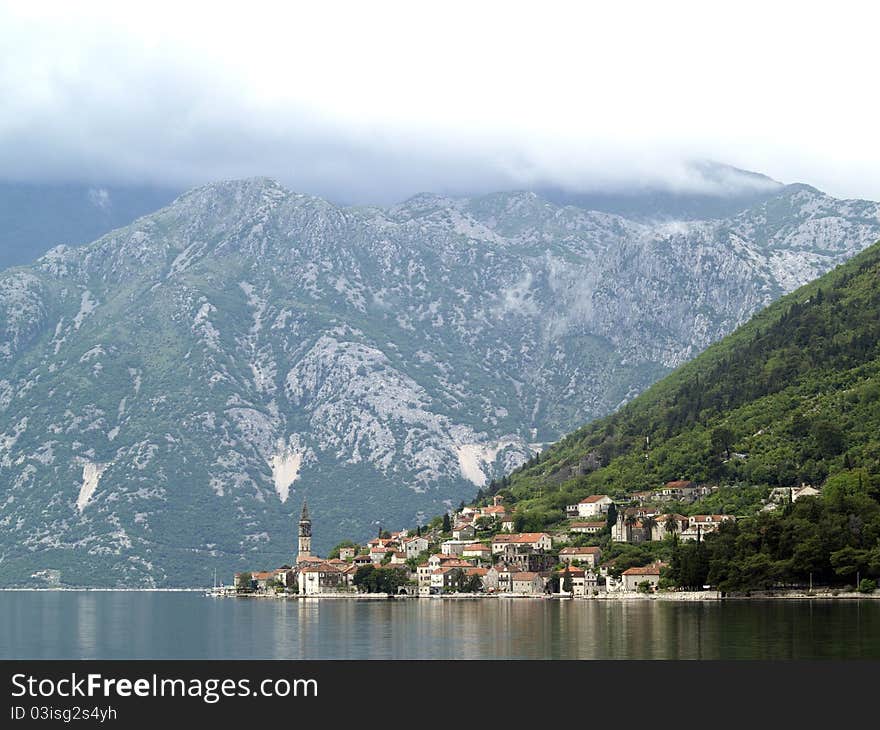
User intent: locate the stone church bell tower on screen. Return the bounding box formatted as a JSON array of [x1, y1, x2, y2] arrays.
[[297, 500, 312, 562]]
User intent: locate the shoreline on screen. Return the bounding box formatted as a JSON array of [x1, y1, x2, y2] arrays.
[[2, 588, 877, 601]]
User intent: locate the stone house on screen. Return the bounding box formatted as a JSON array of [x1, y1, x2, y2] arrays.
[[452, 524, 476, 541], [511, 572, 545, 595], [491, 532, 553, 555], [401, 535, 429, 559], [558, 546, 602, 568], [462, 543, 492, 561], [621, 563, 663, 592], [298, 563, 348, 595]]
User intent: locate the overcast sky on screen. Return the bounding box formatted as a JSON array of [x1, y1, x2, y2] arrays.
[[1, 2, 879, 203]]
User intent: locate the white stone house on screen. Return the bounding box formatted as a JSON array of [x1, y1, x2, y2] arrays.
[[462, 543, 492, 561], [441, 540, 470, 556], [298, 563, 348, 595], [569, 521, 605, 534], [575, 495, 614, 518], [417, 563, 434, 592], [679, 514, 736, 540]]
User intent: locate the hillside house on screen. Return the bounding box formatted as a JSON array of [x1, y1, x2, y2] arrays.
[[491, 532, 553, 555], [401, 535, 429, 559], [681, 514, 735, 541], [651, 514, 690, 540], [462, 543, 492, 561], [441, 540, 470, 556], [569, 520, 606, 534], [659, 480, 697, 502], [558, 546, 602, 568], [370, 547, 391, 564], [571, 495, 614, 518]]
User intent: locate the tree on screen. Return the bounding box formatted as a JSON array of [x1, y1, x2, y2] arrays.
[[624, 514, 637, 542], [813, 418, 844, 458], [562, 567, 573, 595], [664, 514, 679, 535], [710, 426, 734, 460], [606, 502, 618, 531], [442, 513, 451, 533], [641, 515, 658, 541], [235, 572, 253, 592], [463, 573, 483, 593], [353, 565, 377, 592]]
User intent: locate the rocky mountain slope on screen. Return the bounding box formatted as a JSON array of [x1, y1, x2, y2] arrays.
[[1, 177, 878, 586]]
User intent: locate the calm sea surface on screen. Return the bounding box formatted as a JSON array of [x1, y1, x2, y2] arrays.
[[1, 592, 879, 660]]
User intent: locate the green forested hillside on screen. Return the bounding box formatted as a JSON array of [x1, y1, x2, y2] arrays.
[[487, 240, 880, 590]]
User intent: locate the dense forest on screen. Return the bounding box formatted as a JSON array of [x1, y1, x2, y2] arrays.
[[475, 239, 880, 590]]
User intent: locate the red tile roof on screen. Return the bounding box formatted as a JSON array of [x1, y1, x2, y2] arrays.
[[493, 532, 550, 544], [622, 563, 664, 576], [559, 547, 602, 555], [579, 495, 610, 504]]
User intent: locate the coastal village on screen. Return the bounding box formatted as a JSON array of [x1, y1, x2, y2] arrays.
[[226, 478, 810, 598]]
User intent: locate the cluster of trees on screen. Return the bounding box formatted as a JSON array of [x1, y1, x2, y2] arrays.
[[352, 565, 411, 594], [668, 470, 880, 592]]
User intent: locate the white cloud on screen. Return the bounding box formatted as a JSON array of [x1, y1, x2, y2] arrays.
[[0, 1, 878, 202]]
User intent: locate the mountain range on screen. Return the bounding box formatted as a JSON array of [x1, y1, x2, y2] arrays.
[[1, 175, 879, 586]]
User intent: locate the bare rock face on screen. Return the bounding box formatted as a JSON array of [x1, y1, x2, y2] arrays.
[[1, 177, 878, 586]]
